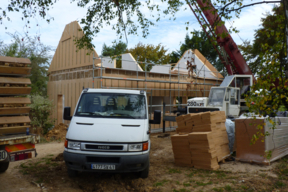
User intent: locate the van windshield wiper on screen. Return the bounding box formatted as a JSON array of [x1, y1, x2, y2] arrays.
[[110, 113, 136, 119], [79, 112, 103, 116]]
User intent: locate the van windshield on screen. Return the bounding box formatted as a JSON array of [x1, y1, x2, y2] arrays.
[[75, 93, 147, 119]]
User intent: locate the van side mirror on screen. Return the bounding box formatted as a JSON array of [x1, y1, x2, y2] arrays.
[[63, 107, 72, 120], [149, 110, 161, 124]]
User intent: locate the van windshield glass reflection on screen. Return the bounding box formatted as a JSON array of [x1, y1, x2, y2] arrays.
[[75, 93, 146, 119]]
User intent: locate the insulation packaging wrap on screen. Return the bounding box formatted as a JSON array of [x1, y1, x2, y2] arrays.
[[236, 116, 288, 165], [225, 119, 235, 153]]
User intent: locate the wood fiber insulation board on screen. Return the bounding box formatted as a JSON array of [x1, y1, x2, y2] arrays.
[[0, 77, 31, 85], [235, 119, 266, 163], [0, 107, 30, 115], [0, 56, 31, 64], [0, 87, 31, 95], [0, 66, 31, 75], [0, 126, 30, 135], [0, 116, 30, 125], [0, 97, 31, 104]]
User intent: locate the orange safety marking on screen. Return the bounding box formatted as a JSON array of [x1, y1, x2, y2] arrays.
[[21, 143, 35, 149], [5, 143, 35, 153]]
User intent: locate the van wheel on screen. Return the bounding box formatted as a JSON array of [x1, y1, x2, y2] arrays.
[[0, 162, 9, 173], [67, 168, 78, 177], [139, 164, 149, 179]]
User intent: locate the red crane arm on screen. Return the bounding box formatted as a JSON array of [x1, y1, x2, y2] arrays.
[[194, 0, 254, 76]]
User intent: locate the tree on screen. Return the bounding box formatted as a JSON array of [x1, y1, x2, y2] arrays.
[[170, 30, 225, 75], [239, 4, 287, 74], [0, 33, 52, 96], [101, 41, 127, 68], [1, 1, 282, 51], [243, 4, 287, 146], [127, 42, 170, 71]]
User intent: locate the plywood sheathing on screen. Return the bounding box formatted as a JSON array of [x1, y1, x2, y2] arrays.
[[48, 21, 101, 73]]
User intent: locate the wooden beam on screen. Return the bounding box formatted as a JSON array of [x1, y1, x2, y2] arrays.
[[0, 107, 30, 115], [0, 116, 30, 125], [0, 66, 31, 75], [0, 126, 30, 135], [0, 56, 31, 64], [0, 97, 31, 104], [0, 87, 31, 95], [0, 77, 31, 84]]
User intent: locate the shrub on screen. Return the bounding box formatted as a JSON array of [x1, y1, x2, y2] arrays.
[[29, 94, 55, 135]]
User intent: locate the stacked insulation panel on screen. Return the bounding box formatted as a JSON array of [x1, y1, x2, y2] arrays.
[[172, 111, 230, 170], [0, 56, 31, 135], [171, 134, 192, 167]]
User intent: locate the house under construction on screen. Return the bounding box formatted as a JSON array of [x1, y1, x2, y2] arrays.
[[47, 21, 224, 129]]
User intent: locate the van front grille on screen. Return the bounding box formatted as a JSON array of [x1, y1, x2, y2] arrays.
[[85, 145, 123, 150], [87, 157, 120, 163]]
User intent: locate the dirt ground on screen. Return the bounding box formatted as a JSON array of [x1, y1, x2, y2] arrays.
[[1, 132, 287, 192]]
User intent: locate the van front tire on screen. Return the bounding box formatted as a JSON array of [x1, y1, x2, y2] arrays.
[[0, 162, 9, 173], [139, 163, 149, 179]]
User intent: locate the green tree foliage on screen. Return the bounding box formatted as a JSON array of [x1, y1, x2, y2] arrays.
[[170, 30, 225, 75], [239, 4, 287, 74], [127, 42, 170, 71], [1, 0, 276, 50], [244, 4, 287, 146], [29, 94, 55, 135], [0, 33, 52, 95], [101, 41, 127, 68]]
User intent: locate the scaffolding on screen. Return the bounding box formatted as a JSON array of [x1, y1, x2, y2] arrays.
[[91, 54, 223, 131]]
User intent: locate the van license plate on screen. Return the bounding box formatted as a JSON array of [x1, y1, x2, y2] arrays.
[[91, 164, 116, 170]]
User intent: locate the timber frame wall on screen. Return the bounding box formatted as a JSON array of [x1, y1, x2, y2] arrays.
[[48, 63, 222, 129]]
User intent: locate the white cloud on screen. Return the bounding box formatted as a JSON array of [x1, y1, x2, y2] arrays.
[[0, 0, 277, 58]]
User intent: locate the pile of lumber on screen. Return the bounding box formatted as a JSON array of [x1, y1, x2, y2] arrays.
[[0, 56, 32, 135], [171, 111, 230, 170]]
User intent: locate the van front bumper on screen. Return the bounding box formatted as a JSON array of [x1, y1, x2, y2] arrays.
[[63, 151, 149, 173]]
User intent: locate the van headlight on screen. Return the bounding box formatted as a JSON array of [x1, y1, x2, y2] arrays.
[[68, 141, 81, 150], [128, 144, 142, 151], [128, 142, 149, 151]]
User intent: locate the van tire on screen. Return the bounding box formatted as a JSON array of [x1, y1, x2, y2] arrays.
[[0, 162, 9, 173], [139, 163, 149, 179], [67, 168, 78, 177]]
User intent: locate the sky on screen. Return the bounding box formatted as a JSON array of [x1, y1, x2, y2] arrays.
[[0, 0, 280, 58]]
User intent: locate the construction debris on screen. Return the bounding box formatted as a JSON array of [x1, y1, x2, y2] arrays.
[[46, 123, 68, 141], [172, 111, 230, 170]]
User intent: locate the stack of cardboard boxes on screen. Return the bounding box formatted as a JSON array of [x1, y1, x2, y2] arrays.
[[171, 111, 230, 170]]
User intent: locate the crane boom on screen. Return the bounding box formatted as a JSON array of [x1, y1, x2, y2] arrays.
[[191, 0, 254, 77]]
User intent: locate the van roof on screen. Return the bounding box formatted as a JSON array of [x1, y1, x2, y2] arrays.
[[85, 89, 144, 95]]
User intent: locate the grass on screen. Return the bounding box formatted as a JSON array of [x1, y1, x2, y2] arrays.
[[173, 189, 189, 192], [224, 185, 232, 191], [212, 187, 224, 192], [195, 181, 213, 187], [169, 168, 182, 174], [153, 179, 169, 187]]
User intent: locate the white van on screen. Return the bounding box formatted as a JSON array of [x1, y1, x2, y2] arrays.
[[63, 89, 160, 178]]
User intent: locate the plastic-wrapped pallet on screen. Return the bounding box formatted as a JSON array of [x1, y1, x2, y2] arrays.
[[236, 116, 288, 165]]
